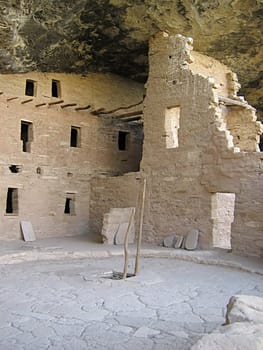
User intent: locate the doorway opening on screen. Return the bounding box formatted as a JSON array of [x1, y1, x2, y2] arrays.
[[165, 106, 180, 149], [211, 192, 235, 249]]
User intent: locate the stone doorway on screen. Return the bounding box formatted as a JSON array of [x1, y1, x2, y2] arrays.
[[211, 192, 235, 250]]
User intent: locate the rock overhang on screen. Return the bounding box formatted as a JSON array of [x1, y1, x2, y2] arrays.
[[0, 0, 262, 117]]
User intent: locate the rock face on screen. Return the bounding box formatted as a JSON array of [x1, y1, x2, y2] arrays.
[[191, 294, 263, 350], [0, 1, 262, 117], [191, 323, 263, 350], [226, 294, 263, 325]]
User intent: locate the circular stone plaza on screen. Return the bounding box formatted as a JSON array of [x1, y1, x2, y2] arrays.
[[0, 236, 262, 350]]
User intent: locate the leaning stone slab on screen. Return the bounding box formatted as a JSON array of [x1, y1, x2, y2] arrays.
[[191, 322, 263, 350], [163, 235, 176, 248], [101, 223, 119, 245], [114, 222, 135, 245], [226, 295, 263, 325], [101, 207, 135, 245], [174, 235, 184, 249], [20, 221, 36, 242], [184, 229, 199, 250]]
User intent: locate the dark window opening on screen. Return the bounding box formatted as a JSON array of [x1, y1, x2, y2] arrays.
[[9, 165, 21, 173], [118, 131, 129, 151], [52, 80, 61, 98], [21, 121, 33, 153], [259, 135, 263, 151], [70, 127, 80, 147], [6, 188, 18, 215], [64, 193, 75, 215], [25, 80, 36, 96]]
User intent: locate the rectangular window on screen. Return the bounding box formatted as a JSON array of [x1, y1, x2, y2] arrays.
[[64, 193, 76, 215], [25, 79, 36, 96], [6, 188, 18, 215], [52, 79, 61, 98], [118, 131, 130, 151], [70, 126, 80, 147], [21, 121, 33, 152], [165, 106, 180, 149]]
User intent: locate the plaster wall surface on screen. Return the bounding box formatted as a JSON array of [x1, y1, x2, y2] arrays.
[[0, 73, 144, 239]]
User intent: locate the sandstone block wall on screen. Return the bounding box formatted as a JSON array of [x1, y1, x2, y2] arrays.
[[139, 32, 263, 256], [0, 73, 144, 239], [89, 173, 141, 241]]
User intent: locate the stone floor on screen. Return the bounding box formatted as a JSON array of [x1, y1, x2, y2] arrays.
[[0, 236, 263, 350]]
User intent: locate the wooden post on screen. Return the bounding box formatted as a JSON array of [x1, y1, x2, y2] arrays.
[[134, 178, 146, 276], [123, 208, 135, 279]]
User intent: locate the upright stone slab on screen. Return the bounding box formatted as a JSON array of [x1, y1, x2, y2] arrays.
[[174, 235, 184, 249], [184, 229, 199, 250], [101, 207, 135, 245], [163, 235, 175, 248]]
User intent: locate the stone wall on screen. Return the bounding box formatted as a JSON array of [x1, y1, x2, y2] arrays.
[[0, 73, 144, 239], [89, 173, 141, 241], [139, 33, 263, 256]]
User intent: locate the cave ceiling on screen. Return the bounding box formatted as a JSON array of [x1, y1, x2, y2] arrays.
[[0, 0, 262, 116]]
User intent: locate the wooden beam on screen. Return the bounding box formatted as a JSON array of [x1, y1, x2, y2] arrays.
[[112, 110, 143, 120], [120, 116, 143, 122], [35, 103, 46, 107], [21, 98, 33, 104], [90, 108, 105, 115], [75, 105, 92, 111], [6, 97, 18, 102], [218, 96, 250, 108], [61, 103, 77, 109], [48, 99, 64, 106], [98, 100, 143, 115]]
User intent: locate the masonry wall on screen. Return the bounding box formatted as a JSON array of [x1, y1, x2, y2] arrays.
[[0, 73, 144, 239], [140, 33, 263, 256], [89, 173, 141, 241]]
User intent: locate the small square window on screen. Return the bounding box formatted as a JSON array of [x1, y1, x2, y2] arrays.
[[25, 79, 36, 96], [52, 79, 61, 98]]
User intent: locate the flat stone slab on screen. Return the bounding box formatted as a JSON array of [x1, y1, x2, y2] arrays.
[[20, 221, 36, 242], [184, 229, 199, 250]]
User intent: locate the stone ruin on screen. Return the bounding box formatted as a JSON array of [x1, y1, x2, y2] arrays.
[[0, 32, 263, 258]]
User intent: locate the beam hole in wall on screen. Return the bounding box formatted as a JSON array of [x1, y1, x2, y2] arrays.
[[25, 79, 36, 96], [52, 79, 61, 98], [70, 126, 80, 147], [211, 192, 235, 250], [9, 165, 22, 173], [118, 131, 130, 151], [64, 193, 76, 215], [165, 106, 180, 149], [21, 121, 33, 153], [6, 188, 18, 215]]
